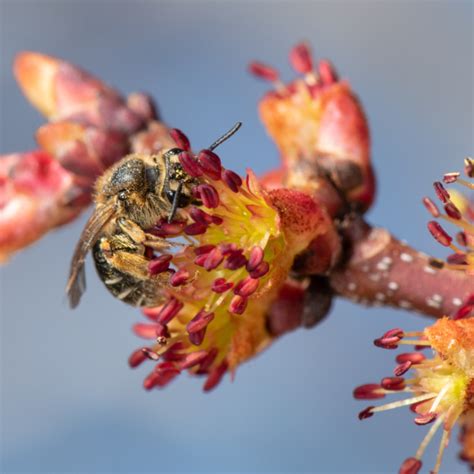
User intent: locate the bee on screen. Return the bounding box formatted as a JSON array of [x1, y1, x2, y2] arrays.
[[66, 123, 242, 309]]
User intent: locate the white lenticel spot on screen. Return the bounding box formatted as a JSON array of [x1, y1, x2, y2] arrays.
[[400, 252, 413, 263], [452, 298, 462, 307], [388, 281, 399, 291]]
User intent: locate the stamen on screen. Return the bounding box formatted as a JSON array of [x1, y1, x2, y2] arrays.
[[394, 361, 412, 376], [180, 350, 209, 370], [415, 414, 445, 460], [370, 393, 436, 414], [128, 347, 150, 367], [189, 328, 206, 346], [433, 182, 450, 203], [178, 151, 203, 178], [353, 384, 386, 400], [358, 406, 375, 420], [133, 323, 162, 339], [248, 260, 269, 278], [414, 412, 437, 425], [184, 222, 208, 236], [443, 172, 460, 184], [234, 277, 259, 297], [148, 254, 172, 275], [195, 184, 220, 208], [248, 61, 287, 93], [318, 59, 338, 85], [422, 197, 440, 218], [427, 221, 452, 247], [396, 352, 426, 364], [170, 269, 190, 286], [399, 457, 422, 474], [432, 429, 451, 474], [169, 128, 191, 151], [141, 347, 161, 361], [186, 310, 214, 334], [203, 360, 228, 392], [222, 169, 243, 192], [157, 298, 183, 324], [198, 149, 222, 180], [380, 377, 405, 391], [203, 247, 224, 271], [444, 202, 462, 220], [229, 295, 248, 314], [212, 278, 234, 293], [246, 246, 264, 272], [225, 249, 247, 270]]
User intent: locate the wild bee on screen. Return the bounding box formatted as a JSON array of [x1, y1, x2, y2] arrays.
[[66, 123, 242, 309]]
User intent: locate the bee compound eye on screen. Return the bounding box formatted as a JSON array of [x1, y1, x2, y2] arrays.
[[166, 190, 175, 203]]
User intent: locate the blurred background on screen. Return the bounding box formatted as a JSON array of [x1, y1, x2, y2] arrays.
[[1, 1, 473, 472]]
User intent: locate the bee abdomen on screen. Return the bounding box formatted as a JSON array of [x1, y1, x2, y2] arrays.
[[92, 238, 162, 307]]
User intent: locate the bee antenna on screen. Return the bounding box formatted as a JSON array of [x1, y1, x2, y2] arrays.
[[208, 122, 242, 151]]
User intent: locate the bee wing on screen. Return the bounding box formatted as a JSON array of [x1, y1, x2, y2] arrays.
[[66, 202, 116, 308]]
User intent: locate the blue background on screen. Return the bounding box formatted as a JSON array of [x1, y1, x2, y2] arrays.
[[1, 1, 473, 473]]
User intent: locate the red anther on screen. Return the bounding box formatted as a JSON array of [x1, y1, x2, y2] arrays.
[[197, 347, 218, 373], [141, 347, 160, 361], [148, 254, 172, 275], [154, 361, 180, 373], [204, 247, 224, 271], [170, 269, 190, 286], [203, 360, 228, 392], [318, 59, 338, 85], [220, 243, 238, 255], [447, 253, 467, 265], [143, 372, 161, 390], [142, 306, 162, 321], [422, 197, 440, 218], [169, 128, 191, 151], [456, 231, 468, 247], [443, 172, 460, 184], [396, 353, 426, 364], [394, 361, 412, 376], [222, 169, 242, 192], [246, 246, 264, 272], [248, 61, 280, 82], [187, 310, 215, 334], [184, 222, 208, 236], [358, 406, 374, 420], [248, 260, 269, 278], [212, 278, 234, 293], [157, 298, 183, 324], [465, 157, 474, 178], [399, 457, 422, 474], [155, 321, 170, 341], [353, 384, 385, 400], [195, 184, 220, 208], [162, 350, 186, 362], [381, 377, 405, 391], [433, 181, 450, 203], [180, 350, 209, 369], [211, 215, 223, 225], [189, 328, 206, 346], [427, 221, 452, 247], [410, 400, 430, 414], [414, 412, 437, 425], [194, 254, 209, 267], [178, 151, 203, 178], [149, 220, 186, 237], [198, 149, 222, 180], [289, 42, 314, 74], [444, 202, 462, 220], [189, 207, 214, 224], [374, 336, 399, 349], [234, 277, 259, 297], [194, 244, 216, 255], [128, 347, 149, 368], [229, 295, 248, 314], [133, 323, 160, 339], [383, 328, 404, 338], [224, 250, 247, 270]]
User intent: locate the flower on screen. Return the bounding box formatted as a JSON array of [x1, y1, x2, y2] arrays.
[[249, 42, 375, 213], [354, 317, 474, 474], [423, 158, 474, 279], [128, 128, 339, 391], [0, 52, 160, 261]]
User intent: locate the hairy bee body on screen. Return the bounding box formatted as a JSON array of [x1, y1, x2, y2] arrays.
[[93, 235, 163, 307], [67, 149, 197, 308]]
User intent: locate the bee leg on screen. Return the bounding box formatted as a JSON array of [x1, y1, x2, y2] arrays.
[[116, 217, 171, 251], [167, 182, 183, 223]]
